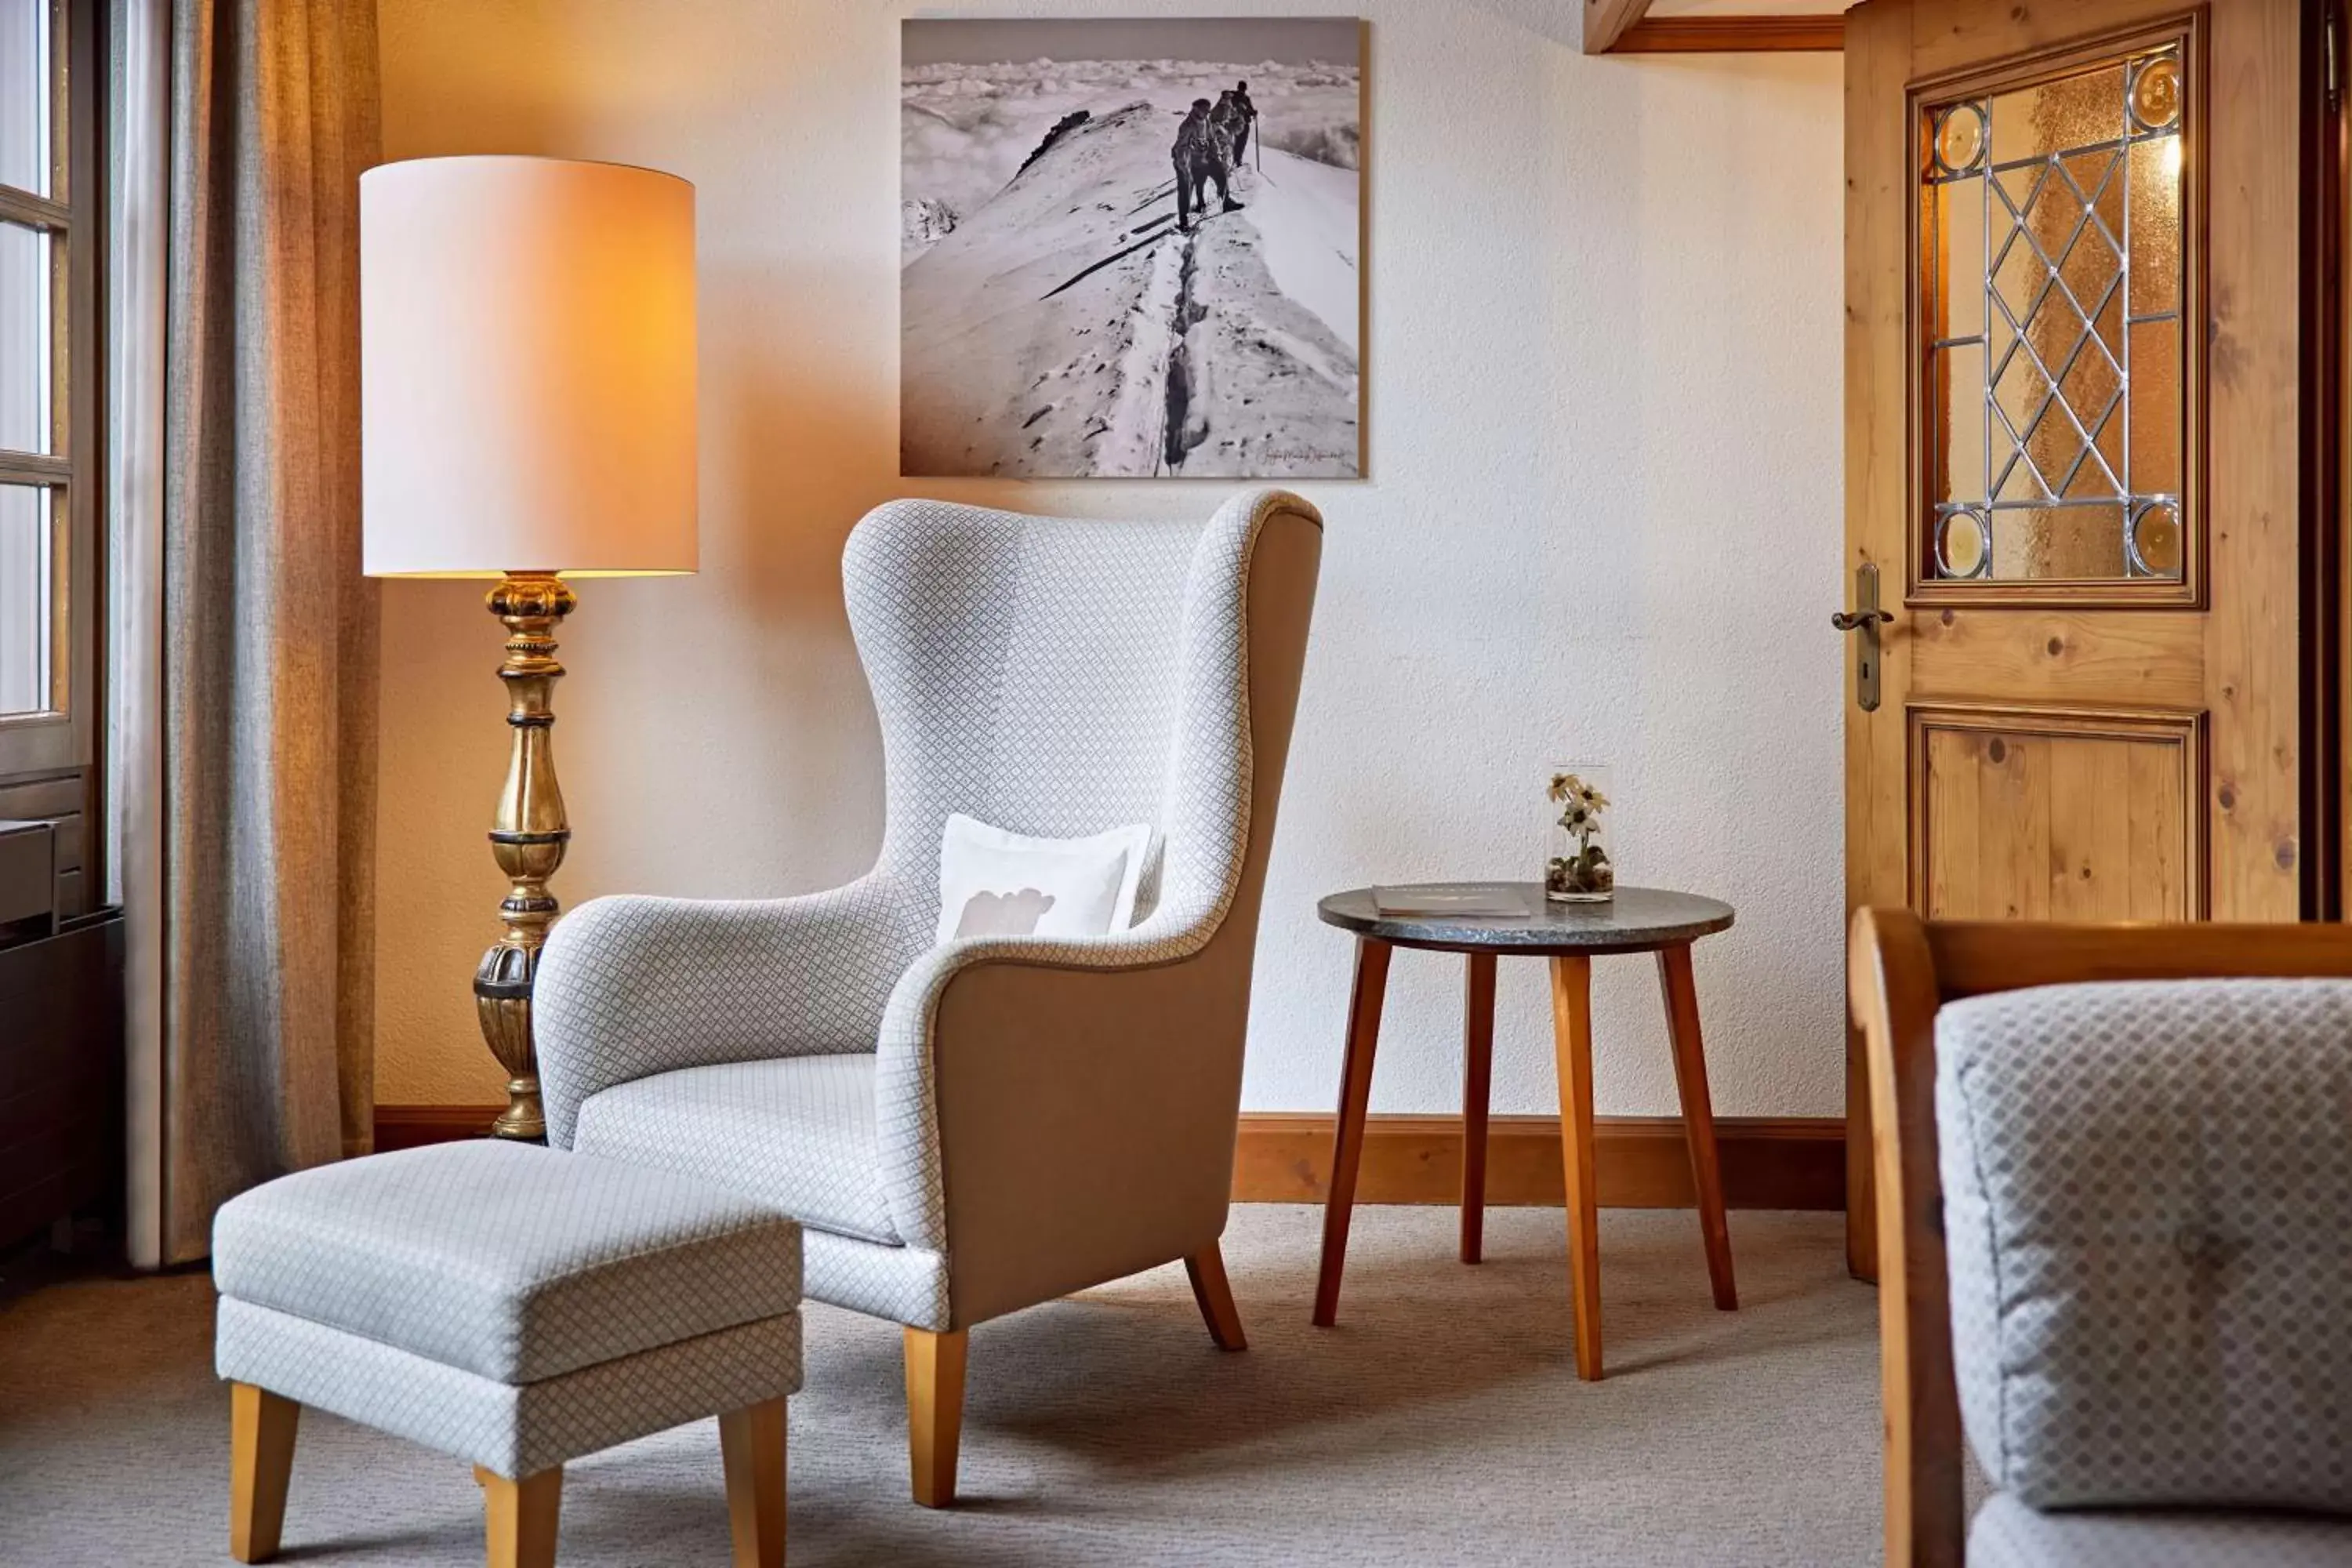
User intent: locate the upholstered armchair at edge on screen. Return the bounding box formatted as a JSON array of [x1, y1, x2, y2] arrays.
[[1849, 908, 2352, 1568], [528, 488, 1324, 1508]]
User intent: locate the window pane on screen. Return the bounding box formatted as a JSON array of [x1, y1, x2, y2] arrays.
[[1989, 503, 2127, 580], [2127, 136, 2181, 317], [0, 0, 49, 198], [1921, 43, 2187, 583], [0, 481, 53, 715], [0, 219, 50, 452], [1933, 342, 1986, 503]]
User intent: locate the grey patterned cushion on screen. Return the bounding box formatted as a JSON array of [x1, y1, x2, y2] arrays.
[[533, 490, 1307, 1270], [1969, 1491, 2352, 1567], [212, 1142, 802, 1384], [574, 1054, 899, 1246], [1938, 981, 2352, 1513], [216, 1298, 804, 1479]]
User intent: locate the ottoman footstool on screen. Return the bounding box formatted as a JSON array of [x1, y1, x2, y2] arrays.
[[211, 1142, 804, 1566]]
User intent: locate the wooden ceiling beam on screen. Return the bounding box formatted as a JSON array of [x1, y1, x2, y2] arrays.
[[1583, 0, 1654, 55], [1615, 15, 1847, 52]]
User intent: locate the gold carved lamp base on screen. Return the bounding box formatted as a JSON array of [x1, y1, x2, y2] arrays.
[[475, 572, 577, 1142]]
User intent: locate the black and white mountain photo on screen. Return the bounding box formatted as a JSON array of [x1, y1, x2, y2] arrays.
[[901, 18, 1363, 478]]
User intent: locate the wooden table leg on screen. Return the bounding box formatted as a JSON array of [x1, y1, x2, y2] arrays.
[[1657, 942, 1738, 1310], [1548, 954, 1603, 1380], [1657, 942, 1738, 1309], [1461, 951, 1497, 1264], [1312, 936, 1393, 1327]]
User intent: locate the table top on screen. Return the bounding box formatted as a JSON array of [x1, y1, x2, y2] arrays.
[[1316, 884, 1734, 954]]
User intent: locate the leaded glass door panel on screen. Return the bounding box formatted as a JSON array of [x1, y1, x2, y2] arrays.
[[1843, 0, 2316, 1299], [1920, 26, 2196, 600]]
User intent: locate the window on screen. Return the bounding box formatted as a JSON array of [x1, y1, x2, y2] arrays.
[[0, 0, 101, 912]]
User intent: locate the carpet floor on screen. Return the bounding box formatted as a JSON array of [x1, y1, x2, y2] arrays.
[[0, 1203, 1882, 1566]]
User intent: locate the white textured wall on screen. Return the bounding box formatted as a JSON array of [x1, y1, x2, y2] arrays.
[[373, 0, 1847, 1121]]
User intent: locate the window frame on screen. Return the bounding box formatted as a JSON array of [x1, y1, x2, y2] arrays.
[[0, 0, 102, 835]]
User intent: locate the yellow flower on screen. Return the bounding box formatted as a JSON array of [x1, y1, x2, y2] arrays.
[[1549, 772, 1610, 816]]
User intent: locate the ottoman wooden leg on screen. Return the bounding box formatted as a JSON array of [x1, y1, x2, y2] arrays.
[[480, 1465, 563, 1568], [229, 1383, 300, 1563], [719, 1399, 789, 1567], [905, 1327, 967, 1508]]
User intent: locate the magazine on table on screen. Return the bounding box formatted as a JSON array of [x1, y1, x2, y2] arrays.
[[1370, 884, 1530, 918]]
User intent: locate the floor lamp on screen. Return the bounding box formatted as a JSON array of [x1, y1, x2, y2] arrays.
[[359, 156, 699, 1139]]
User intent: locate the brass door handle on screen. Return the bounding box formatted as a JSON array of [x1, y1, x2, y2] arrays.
[[1838, 564, 1889, 713]]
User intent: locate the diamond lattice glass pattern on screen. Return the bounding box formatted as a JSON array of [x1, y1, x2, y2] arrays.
[[1922, 45, 2187, 582]]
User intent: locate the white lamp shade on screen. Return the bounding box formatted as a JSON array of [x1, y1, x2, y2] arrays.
[[361, 157, 698, 578]]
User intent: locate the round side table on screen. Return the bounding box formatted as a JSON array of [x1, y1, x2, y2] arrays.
[[1312, 883, 1739, 1380]]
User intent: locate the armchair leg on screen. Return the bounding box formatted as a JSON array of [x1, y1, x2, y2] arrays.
[[904, 1327, 968, 1508], [1185, 1244, 1249, 1351]]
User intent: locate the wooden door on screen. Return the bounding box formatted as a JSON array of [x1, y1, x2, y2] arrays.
[[1844, 0, 2318, 1277]]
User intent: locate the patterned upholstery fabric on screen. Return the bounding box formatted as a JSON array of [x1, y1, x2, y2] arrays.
[[534, 489, 1316, 1279], [216, 1298, 804, 1479], [804, 1229, 950, 1332], [1969, 1491, 2352, 1567], [1937, 981, 2352, 1514], [212, 1142, 801, 1383], [575, 1054, 898, 1246]]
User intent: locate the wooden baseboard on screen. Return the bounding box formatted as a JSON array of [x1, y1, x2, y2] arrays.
[[372, 1104, 503, 1152], [372, 1105, 1844, 1210], [1235, 1112, 1843, 1210]]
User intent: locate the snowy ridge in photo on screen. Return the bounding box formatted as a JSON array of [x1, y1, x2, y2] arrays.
[[900, 24, 1362, 479]]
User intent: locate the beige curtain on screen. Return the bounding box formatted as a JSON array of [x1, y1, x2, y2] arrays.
[[154, 0, 379, 1264]]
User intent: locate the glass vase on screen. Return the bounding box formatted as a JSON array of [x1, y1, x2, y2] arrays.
[[1544, 762, 1615, 904]]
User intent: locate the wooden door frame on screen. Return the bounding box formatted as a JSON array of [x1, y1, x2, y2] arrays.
[[1844, 0, 2342, 1280], [2321, 0, 2349, 922]]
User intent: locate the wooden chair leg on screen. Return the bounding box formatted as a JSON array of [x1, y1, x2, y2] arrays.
[[1313, 936, 1393, 1327], [1549, 955, 1604, 1381], [481, 1465, 563, 1568], [1184, 1243, 1249, 1350], [1461, 951, 1497, 1265], [229, 1383, 300, 1564], [1846, 1022, 1880, 1284], [1658, 942, 1739, 1310], [719, 1399, 789, 1568], [904, 1327, 968, 1509]]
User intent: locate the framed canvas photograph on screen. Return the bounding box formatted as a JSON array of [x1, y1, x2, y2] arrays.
[[901, 17, 1363, 478]]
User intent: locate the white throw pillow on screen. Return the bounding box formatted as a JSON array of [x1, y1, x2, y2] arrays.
[[935, 814, 1152, 943]]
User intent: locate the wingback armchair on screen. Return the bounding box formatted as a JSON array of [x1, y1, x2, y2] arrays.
[[532, 489, 1322, 1506], [1849, 910, 2352, 1566]]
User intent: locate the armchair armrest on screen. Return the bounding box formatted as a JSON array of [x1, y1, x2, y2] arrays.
[[873, 916, 1254, 1312], [535, 877, 920, 1147]]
